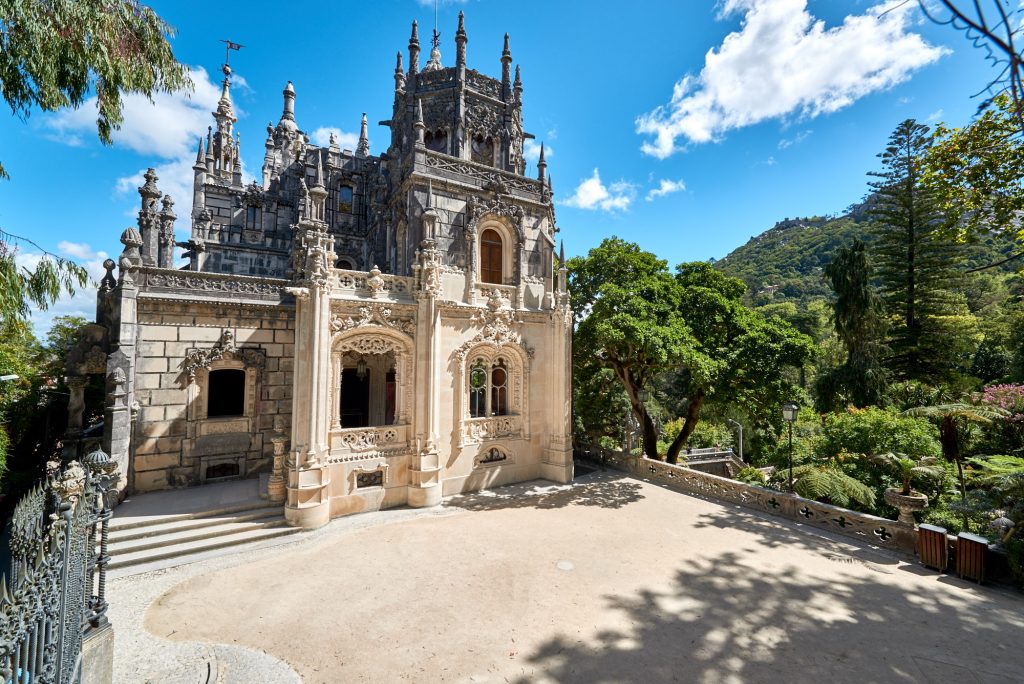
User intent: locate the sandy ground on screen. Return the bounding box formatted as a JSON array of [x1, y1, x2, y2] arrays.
[[134, 472, 1024, 683]]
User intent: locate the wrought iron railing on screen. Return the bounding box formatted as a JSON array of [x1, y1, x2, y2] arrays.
[[0, 448, 116, 683]]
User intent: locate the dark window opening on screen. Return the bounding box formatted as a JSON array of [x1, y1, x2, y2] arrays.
[[385, 370, 397, 425], [471, 135, 494, 165], [206, 462, 240, 479], [481, 229, 503, 284], [426, 130, 448, 154], [337, 257, 355, 270], [469, 362, 487, 418], [338, 185, 354, 214], [356, 470, 384, 488], [207, 368, 246, 418], [245, 205, 260, 229], [479, 448, 507, 465], [340, 367, 370, 428]]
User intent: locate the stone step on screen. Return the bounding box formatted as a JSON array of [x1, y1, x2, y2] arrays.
[[108, 515, 291, 556], [108, 507, 284, 543], [107, 523, 301, 571], [109, 499, 277, 532]]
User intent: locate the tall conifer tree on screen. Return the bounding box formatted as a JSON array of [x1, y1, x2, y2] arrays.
[[869, 120, 962, 380]]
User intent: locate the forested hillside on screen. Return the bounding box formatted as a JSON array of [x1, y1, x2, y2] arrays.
[[715, 201, 1020, 303]]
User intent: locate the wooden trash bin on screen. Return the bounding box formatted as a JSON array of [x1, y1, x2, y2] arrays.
[[956, 532, 989, 583], [918, 524, 948, 571]]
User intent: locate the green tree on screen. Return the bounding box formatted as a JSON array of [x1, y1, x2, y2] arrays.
[[870, 119, 965, 380], [818, 239, 886, 409], [570, 238, 692, 461], [0, 0, 190, 326]]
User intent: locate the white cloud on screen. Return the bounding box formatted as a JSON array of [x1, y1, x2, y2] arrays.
[[778, 129, 813, 149], [21, 242, 112, 336], [927, 109, 944, 122], [645, 178, 686, 202], [311, 127, 360, 150], [563, 169, 636, 212], [636, 0, 947, 158], [523, 139, 552, 163]]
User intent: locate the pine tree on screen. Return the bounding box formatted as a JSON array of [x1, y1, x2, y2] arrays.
[[869, 120, 963, 381]]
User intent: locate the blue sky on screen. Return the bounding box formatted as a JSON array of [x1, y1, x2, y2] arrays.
[[0, 0, 1002, 334]]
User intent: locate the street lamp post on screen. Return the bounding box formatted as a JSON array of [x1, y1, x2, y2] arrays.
[[726, 419, 744, 461], [782, 402, 799, 492]]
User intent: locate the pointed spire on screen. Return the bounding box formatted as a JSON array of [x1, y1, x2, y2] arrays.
[[214, 65, 236, 129], [195, 137, 205, 164], [501, 33, 513, 100], [357, 113, 370, 158], [537, 141, 548, 184], [414, 98, 425, 145], [206, 127, 213, 158], [455, 10, 468, 71], [409, 21, 421, 76], [394, 51, 406, 92], [513, 64, 523, 102], [313, 150, 325, 189], [559, 240, 566, 268]]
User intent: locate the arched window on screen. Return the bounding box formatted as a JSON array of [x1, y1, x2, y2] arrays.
[[426, 129, 448, 154], [207, 368, 246, 418], [471, 134, 494, 165], [468, 356, 510, 417], [338, 185, 354, 213], [480, 229, 503, 284], [337, 257, 355, 270]]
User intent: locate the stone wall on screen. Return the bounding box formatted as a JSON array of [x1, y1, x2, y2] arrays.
[[131, 298, 294, 492], [594, 450, 918, 557]]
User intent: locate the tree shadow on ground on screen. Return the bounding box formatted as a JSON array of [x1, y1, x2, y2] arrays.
[[444, 473, 645, 512], [513, 544, 1023, 683]]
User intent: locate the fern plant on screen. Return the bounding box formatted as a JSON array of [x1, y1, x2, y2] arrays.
[[870, 452, 945, 495], [788, 463, 877, 509]]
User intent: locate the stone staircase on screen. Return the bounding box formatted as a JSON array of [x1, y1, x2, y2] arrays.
[[108, 500, 301, 575]]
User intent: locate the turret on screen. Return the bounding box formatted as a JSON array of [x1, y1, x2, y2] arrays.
[[357, 113, 370, 158], [279, 81, 297, 132], [455, 11, 467, 72], [137, 168, 161, 266], [212, 65, 237, 177], [501, 33, 512, 101]]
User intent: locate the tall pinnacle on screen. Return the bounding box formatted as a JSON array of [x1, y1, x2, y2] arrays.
[[357, 113, 370, 158], [455, 10, 468, 68], [501, 33, 512, 100], [279, 81, 297, 132]]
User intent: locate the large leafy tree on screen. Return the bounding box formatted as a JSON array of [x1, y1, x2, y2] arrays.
[[870, 120, 965, 380], [0, 0, 190, 326], [570, 238, 692, 461], [571, 239, 813, 464]]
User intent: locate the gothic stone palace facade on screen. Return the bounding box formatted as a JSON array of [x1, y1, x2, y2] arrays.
[[92, 15, 573, 527]]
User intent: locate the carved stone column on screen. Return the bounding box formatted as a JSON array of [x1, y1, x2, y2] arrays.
[[62, 375, 88, 462], [267, 418, 287, 503], [541, 265, 574, 484], [284, 223, 334, 529], [409, 239, 443, 508]]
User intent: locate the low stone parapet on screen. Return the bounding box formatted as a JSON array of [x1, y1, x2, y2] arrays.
[[594, 450, 917, 557]]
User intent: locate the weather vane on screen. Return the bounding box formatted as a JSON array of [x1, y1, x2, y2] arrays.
[[432, 0, 441, 50], [220, 39, 244, 68]]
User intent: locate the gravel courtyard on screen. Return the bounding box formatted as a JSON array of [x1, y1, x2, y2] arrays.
[[110, 472, 1024, 683]]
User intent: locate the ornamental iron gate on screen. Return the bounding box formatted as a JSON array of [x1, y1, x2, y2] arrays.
[[0, 448, 116, 683]]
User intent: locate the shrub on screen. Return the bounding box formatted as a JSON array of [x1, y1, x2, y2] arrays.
[[735, 466, 767, 485], [819, 407, 940, 459]]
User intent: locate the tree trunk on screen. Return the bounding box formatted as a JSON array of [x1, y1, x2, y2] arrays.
[[609, 360, 658, 460], [665, 390, 706, 464]]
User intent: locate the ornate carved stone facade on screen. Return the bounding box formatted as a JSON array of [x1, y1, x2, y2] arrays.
[[94, 13, 573, 527]]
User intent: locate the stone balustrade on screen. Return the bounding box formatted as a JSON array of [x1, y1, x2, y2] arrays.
[[332, 269, 415, 299], [328, 424, 410, 455], [594, 450, 917, 556], [463, 415, 522, 444]]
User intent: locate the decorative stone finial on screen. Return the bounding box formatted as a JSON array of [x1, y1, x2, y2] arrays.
[[357, 113, 370, 158], [279, 81, 297, 131]]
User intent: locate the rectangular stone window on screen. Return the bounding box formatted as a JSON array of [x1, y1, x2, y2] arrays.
[[207, 368, 246, 418]]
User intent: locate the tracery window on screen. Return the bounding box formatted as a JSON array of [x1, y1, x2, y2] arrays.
[[245, 205, 260, 229], [468, 357, 510, 417], [480, 229, 503, 284]]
